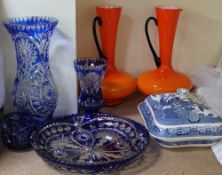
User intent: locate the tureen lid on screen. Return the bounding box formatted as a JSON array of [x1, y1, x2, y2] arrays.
[[145, 88, 222, 128]]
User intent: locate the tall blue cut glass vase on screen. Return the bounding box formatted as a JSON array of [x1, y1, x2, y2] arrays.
[[4, 17, 59, 118]]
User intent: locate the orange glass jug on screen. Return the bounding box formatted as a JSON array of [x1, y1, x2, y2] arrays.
[[137, 6, 192, 95], [93, 6, 137, 105]]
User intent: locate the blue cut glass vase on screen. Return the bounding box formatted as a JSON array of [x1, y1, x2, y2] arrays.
[[4, 17, 59, 118], [74, 58, 107, 113]]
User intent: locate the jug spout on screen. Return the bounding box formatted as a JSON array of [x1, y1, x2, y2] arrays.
[[156, 6, 182, 11]]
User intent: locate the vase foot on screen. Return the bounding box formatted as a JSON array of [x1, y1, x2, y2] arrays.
[[137, 68, 192, 95], [104, 98, 123, 106]]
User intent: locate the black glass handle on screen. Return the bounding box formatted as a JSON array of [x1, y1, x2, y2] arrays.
[[145, 17, 161, 67], [93, 16, 105, 58]]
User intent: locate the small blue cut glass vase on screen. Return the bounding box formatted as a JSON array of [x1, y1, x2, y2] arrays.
[[74, 58, 107, 113], [4, 17, 59, 118]]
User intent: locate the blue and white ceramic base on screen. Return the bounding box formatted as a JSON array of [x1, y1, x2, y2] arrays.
[[156, 139, 219, 148]]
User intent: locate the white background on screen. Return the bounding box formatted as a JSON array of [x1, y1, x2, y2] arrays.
[[0, 0, 78, 116]]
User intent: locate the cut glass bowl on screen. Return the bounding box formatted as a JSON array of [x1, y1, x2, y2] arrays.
[[31, 113, 149, 174]]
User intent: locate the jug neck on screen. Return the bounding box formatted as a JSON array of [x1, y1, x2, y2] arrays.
[[156, 6, 182, 69], [96, 6, 121, 72], [159, 63, 173, 72]]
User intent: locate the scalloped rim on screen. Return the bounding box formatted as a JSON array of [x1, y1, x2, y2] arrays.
[[74, 57, 107, 71], [4, 16, 58, 30]]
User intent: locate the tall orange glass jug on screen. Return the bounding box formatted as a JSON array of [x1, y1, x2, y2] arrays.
[[137, 6, 192, 95], [93, 6, 137, 105]]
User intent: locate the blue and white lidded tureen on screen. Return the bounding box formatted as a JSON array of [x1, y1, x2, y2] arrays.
[[138, 88, 222, 148]]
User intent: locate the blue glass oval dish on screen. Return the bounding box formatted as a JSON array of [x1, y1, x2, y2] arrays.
[[31, 113, 149, 174]]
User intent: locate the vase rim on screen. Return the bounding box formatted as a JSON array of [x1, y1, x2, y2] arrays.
[[96, 5, 122, 9], [3, 16, 58, 29], [156, 6, 182, 11], [74, 57, 107, 71], [75, 57, 107, 61]]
